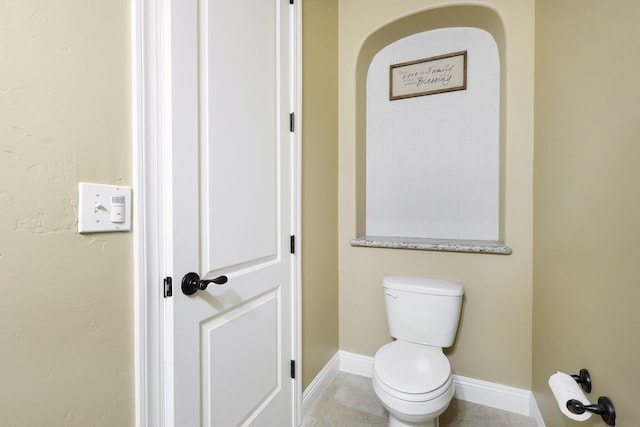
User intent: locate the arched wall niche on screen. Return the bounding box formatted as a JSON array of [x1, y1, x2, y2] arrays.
[[354, 5, 508, 252]]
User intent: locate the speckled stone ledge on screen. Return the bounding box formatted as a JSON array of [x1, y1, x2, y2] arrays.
[[350, 236, 512, 255]]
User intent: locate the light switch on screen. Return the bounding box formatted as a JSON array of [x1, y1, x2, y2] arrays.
[[78, 182, 132, 233]]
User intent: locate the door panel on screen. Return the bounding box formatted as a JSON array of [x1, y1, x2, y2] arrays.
[[202, 291, 281, 426], [167, 0, 294, 426], [200, 0, 280, 273]]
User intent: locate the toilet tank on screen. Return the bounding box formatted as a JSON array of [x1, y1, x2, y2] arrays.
[[383, 275, 464, 347]]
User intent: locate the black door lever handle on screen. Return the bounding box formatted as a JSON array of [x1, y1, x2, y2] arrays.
[[181, 272, 228, 295]]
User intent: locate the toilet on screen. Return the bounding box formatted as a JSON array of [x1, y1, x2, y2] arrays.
[[372, 275, 464, 427]]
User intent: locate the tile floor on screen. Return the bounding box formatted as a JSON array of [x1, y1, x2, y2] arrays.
[[303, 373, 536, 427]]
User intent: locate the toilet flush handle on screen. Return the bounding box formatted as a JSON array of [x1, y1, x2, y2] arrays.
[[385, 290, 398, 299]]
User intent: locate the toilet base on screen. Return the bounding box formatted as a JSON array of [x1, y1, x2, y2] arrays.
[[388, 414, 439, 427]]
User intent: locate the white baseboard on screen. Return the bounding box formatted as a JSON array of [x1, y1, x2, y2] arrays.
[[301, 351, 340, 418], [338, 350, 543, 421], [452, 375, 531, 416], [339, 350, 374, 378], [529, 393, 546, 427]]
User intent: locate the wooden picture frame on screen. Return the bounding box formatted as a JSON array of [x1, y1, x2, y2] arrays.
[[390, 50, 467, 100]]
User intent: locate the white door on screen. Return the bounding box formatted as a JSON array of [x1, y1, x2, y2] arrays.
[[165, 0, 296, 425]]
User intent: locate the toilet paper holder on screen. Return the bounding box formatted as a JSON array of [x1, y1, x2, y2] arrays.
[[567, 396, 616, 426], [565, 369, 616, 426]]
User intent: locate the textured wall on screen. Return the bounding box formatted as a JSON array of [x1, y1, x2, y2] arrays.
[[339, 0, 535, 389], [533, 1, 640, 425], [0, 1, 134, 425]]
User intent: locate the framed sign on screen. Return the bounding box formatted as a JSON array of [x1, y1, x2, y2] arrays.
[[390, 50, 467, 100]]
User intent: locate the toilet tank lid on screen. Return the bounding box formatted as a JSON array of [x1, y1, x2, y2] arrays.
[[383, 275, 464, 296]]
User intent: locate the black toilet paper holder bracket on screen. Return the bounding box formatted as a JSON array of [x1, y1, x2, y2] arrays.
[[566, 396, 616, 426], [570, 368, 592, 393]]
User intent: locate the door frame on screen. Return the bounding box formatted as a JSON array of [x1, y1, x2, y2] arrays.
[[131, 1, 303, 425]]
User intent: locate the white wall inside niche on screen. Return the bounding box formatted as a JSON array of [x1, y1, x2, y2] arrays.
[[366, 27, 500, 240]]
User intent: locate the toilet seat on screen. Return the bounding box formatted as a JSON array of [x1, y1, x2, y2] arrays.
[[373, 341, 452, 402]]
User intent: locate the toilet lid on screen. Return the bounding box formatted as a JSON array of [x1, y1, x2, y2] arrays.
[[374, 341, 451, 394]]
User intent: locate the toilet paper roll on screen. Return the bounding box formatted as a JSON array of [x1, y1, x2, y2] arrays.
[[548, 371, 592, 421]]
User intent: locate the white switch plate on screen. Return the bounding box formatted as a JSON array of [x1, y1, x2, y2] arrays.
[[78, 182, 132, 233]]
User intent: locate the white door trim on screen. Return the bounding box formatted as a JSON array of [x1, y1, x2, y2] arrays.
[[293, 3, 303, 424], [132, 0, 169, 425], [131, 1, 303, 425], [290, 2, 303, 425]]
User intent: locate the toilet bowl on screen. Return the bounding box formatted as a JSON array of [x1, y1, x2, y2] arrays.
[[372, 276, 464, 427], [373, 341, 454, 427]]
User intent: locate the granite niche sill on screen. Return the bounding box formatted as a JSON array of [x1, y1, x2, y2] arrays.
[[350, 236, 512, 255]]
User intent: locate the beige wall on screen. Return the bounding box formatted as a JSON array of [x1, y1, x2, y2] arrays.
[[0, 1, 134, 425], [533, 1, 640, 425], [301, 0, 340, 390], [339, 0, 535, 389]]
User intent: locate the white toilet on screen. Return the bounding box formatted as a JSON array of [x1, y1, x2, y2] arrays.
[[372, 275, 464, 427]]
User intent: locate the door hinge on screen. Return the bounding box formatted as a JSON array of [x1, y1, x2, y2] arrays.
[[289, 112, 295, 132], [164, 277, 173, 298], [290, 360, 296, 379], [290, 235, 295, 254]]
